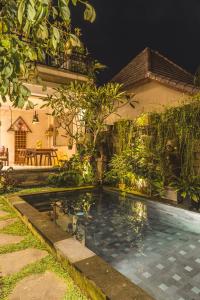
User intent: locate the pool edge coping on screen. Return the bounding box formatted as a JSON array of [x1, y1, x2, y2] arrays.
[[7, 186, 155, 300]]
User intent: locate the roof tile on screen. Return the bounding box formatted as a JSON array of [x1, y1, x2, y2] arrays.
[[112, 48, 199, 94]]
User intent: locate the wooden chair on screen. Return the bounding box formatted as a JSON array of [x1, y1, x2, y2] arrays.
[[0, 146, 9, 166], [26, 149, 36, 166], [44, 149, 58, 166], [50, 149, 58, 165], [44, 152, 52, 166], [17, 149, 27, 165]]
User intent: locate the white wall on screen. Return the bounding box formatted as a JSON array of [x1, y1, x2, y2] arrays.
[[106, 80, 188, 124]]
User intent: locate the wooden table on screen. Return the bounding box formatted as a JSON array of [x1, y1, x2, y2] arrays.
[[25, 148, 58, 166]]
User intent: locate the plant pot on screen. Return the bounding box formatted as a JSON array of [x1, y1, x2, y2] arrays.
[[163, 187, 177, 202]]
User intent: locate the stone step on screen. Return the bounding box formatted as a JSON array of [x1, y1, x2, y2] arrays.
[[0, 218, 17, 229], [0, 233, 24, 247], [0, 210, 10, 218], [9, 271, 67, 300], [0, 248, 48, 276]]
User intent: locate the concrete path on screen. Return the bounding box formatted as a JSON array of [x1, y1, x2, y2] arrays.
[[0, 209, 68, 300]]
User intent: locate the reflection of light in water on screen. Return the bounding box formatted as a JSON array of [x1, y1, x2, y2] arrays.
[[127, 202, 148, 251], [129, 202, 147, 223]]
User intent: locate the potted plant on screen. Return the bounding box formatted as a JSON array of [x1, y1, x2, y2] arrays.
[[170, 176, 200, 210]]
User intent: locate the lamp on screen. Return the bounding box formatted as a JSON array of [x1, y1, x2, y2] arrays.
[[32, 111, 39, 124], [9, 106, 15, 131]]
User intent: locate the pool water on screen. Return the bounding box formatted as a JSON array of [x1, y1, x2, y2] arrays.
[[23, 190, 200, 300]]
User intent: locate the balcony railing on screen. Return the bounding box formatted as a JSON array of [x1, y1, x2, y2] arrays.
[[38, 52, 89, 76]]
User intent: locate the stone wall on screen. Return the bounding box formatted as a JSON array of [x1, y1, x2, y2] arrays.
[[9, 168, 59, 188]]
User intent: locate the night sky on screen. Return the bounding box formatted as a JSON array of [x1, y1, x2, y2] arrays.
[[74, 0, 200, 83]]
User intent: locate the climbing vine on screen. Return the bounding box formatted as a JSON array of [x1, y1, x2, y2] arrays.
[[105, 95, 200, 205]]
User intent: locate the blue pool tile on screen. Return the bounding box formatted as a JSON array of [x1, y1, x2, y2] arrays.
[[191, 286, 200, 294], [142, 272, 152, 278], [179, 250, 187, 255], [172, 274, 181, 281], [168, 256, 176, 262], [156, 264, 164, 270], [158, 283, 168, 292], [184, 266, 193, 272], [189, 244, 196, 249]]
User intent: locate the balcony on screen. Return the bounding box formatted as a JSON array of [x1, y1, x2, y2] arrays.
[[39, 52, 89, 75], [36, 52, 89, 85]]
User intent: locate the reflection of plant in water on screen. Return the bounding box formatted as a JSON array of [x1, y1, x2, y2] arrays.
[[74, 193, 94, 216]]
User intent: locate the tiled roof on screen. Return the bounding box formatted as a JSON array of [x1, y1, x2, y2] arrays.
[[112, 48, 200, 94]]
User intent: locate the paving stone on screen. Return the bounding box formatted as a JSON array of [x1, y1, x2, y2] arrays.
[[0, 210, 9, 218], [0, 233, 24, 247], [0, 248, 48, 276], [0, 218, 17, 229], [9, 271, 67, 300]]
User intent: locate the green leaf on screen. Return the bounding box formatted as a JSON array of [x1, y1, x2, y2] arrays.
[[17, 96, 25, 108], [52, 7, 58, 19], [69, 34, 81, 47], [84, 3, 96, 23], [20, 85, 31, 97], [36, 24, 49, 40], [34, 5, 44, 25], [18, 0, 25, 25], [2, 64, 13, 79], [1, 39, 11, 49], [191, 194, 199, 202], [59, 0, 71, 22], [26, 100, 34, 110], [52, 26, 60, 41], [181, 191, 187, 199], [71, 0, 77, 5], [27, 48, 38, 61], [40, 0, 49, 4], [27, 3, 36, 22]]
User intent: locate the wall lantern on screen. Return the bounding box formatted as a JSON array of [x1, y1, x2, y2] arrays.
[[32, 111, 39, 124]]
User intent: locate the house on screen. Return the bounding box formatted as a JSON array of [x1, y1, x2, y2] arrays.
[[108, 47, 200, 123], [0, 54, 89, 166]]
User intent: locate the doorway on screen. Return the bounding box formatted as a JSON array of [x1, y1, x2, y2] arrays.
[[14, 131, 27, 164]]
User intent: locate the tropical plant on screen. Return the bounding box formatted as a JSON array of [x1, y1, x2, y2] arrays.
[[0, 0, 96, 108], [0, 166, 17, 193], [104, 150, 135, 187], [48, 153, 94, 187], [170, 176, 200, 203], [43, 81, 130, 153]]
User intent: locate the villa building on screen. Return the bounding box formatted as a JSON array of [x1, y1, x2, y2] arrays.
[[1, 47, 200, 167], [108, 47, 200, 123], [0, 54, 89, 166]]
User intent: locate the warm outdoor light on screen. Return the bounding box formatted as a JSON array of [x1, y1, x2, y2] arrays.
[[32, 111, 39, 124]]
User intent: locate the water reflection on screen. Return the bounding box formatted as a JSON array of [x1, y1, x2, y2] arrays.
[[51, 192, 150, 253]]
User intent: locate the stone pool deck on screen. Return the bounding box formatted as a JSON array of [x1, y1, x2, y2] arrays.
[[0, 198, 87, 300]]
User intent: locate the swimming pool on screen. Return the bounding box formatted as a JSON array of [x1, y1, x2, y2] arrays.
[[23, 189, 200, 300]]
